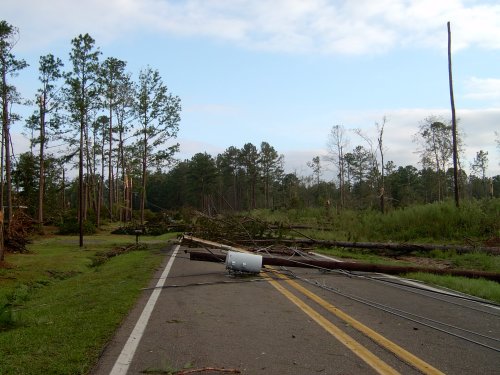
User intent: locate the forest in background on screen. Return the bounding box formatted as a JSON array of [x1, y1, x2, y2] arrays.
[[1, 20, 499, 254]]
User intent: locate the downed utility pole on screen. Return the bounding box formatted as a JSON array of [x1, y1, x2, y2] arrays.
[[183, 235, 248, 253], [188, 250, 500, 282]]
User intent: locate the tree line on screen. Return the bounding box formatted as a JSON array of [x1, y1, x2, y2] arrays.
[[141, 130, 498, 215], [1, 20, 180, 255]]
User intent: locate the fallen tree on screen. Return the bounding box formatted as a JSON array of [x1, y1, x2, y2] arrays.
[[186, 213, 500, 256]]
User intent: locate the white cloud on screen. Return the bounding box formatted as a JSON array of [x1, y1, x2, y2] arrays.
[[464, 77, 500, 103], [4, 0, 500, 54]]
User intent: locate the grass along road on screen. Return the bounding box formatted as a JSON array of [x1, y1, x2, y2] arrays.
[[0, 231, 176, 375]]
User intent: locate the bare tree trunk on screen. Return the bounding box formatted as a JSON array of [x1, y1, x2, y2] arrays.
[[128, 173, 133, 222], [79, 115, 84, 247], [233, 173, 237, 210], [0, 66, 6, 260], [108, 106, 114, 220], [38, 95, 46, 232], [97, 125, 105, 228], [4, 121, 12, 236], [118, 134, 125, 222], [448, 21, 460, 208], [140, 136, 147, 226], [3, 79, 12, 236], [61, 166, 66, 211], [338, 145, 345, 209]]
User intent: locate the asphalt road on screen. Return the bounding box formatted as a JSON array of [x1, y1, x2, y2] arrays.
[[91, 242, 500, 375]]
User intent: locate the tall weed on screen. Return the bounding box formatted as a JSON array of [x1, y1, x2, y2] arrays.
[[250, 198, 499, 243]]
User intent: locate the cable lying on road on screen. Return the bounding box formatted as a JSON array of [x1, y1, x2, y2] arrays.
[[141, 274, 287, 290], [262, 253, 500, 353], [273, 268, 500, 353], [356, 273, 500, 312]]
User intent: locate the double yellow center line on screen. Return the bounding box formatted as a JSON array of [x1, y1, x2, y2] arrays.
[[262, 268, 445, 375]]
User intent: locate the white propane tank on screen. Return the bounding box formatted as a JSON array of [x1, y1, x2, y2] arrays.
[[225, 251, 263, 273]]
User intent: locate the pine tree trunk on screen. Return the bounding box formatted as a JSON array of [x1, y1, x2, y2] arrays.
[[140, 136, 147, 225], [38, 95, 46, 232], [108, 106, 114, 220]]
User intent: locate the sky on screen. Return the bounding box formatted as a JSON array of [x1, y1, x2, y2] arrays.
[[3, 0, 500, 179]]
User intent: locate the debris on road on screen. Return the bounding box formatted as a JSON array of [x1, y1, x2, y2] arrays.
[[185, 236, 500, 282]]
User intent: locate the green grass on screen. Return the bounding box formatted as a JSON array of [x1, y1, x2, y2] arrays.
[[424, 249, 500, 272], [251, 198, 500, 242], [0, 231, 177, 375], [405, 272, 500, 304]]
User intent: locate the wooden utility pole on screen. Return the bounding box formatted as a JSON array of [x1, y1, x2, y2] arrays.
[[448, 21, 460, 208]]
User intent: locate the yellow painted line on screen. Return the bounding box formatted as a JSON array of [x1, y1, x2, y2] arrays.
[[261, 272, 401, 375], [270, 270, 445, 375]]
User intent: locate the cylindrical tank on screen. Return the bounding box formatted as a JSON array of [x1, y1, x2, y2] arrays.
[[225, 251, 263, 273]]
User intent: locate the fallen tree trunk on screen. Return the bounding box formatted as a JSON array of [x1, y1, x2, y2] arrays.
[[235, 239, 500, 256], [188, 251, 500, 282]]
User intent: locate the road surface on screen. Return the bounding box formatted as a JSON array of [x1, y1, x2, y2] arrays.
[[91, 241, 500, 375]]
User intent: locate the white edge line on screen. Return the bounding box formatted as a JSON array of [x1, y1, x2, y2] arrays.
[[109, 244, 180, 375]]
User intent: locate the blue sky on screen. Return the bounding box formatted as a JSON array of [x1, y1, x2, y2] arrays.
[[4, 0, 500, 178]]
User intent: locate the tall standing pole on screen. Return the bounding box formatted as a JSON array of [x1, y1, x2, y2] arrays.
[[448, 21, 460, 208]]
